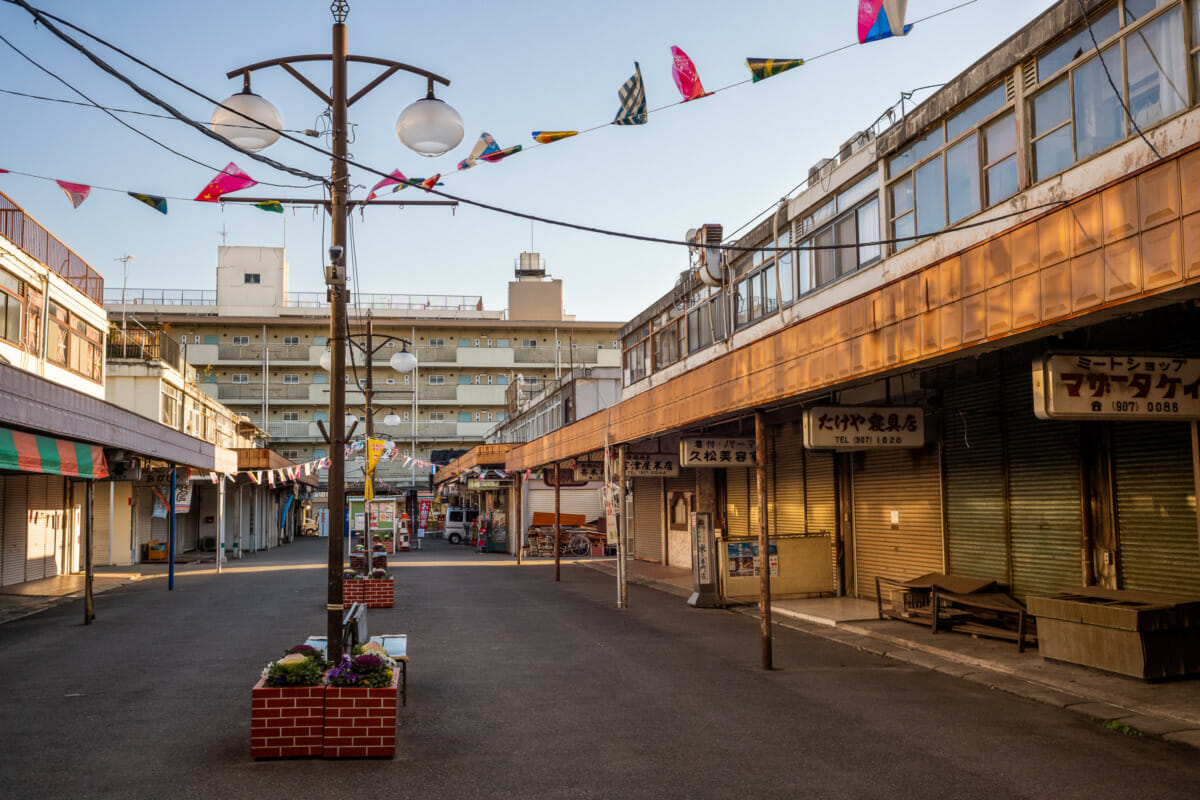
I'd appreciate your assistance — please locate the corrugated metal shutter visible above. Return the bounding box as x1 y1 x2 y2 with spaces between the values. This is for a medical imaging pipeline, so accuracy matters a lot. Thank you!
943 378 1010 584
1005 370 1083 599
725 468 757 538
851 445 944 597
2 476 26 586
1113 422 1200 596
772 422 805 535
632 477 663 562
93 485 111 566
526 487 604 520
25 475 52 580
805 451 836 535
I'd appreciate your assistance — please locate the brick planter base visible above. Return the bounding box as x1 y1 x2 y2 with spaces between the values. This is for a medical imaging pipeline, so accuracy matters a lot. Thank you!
251 679 325 759
323 671 400 758
350 553 388 573
363 578 394 608
372 537 395 554
343 578 364 603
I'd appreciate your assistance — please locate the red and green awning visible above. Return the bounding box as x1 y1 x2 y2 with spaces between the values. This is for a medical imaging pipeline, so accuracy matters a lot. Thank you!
0 427 109 479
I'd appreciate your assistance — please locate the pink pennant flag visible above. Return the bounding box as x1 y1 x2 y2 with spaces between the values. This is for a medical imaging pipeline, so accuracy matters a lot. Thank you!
55 180 91 209
194 162 256 202
670 46 710 102
210 472 220 484
366 168 407 201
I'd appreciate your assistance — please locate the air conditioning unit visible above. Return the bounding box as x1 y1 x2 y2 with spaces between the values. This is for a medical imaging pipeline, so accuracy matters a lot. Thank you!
807 158 836 186
838 130 875 163
690 223 724 287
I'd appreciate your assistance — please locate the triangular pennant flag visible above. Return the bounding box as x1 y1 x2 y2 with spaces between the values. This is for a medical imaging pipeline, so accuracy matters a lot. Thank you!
366 169 407 201
479 145 522 164
419 174 442 192
457 133 500 170
128 191 167 214
745 58 804 83
267 470 276 487
858 0 911 44
56 181 91 209
532 131 578 144
614 62 648 125
225 472 236 483
255 200 283 213
670 46 710 102
194 162 256 202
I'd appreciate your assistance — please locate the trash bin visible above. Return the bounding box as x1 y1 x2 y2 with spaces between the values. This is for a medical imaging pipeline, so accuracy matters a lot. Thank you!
1027 588 1200 680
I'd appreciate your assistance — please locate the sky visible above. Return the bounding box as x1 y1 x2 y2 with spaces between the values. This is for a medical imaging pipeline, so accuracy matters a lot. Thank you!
0 0 1053 322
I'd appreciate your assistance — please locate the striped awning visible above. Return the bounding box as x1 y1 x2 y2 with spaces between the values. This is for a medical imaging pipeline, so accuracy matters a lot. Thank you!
0 427 109 479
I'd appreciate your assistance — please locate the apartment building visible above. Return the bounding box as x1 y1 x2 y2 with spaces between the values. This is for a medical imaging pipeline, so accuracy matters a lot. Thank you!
107 248 623 493
506 0 1200 603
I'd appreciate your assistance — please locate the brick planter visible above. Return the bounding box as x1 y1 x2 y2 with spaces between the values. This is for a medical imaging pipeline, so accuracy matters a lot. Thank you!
350 553 388 573
342 578 364 604
323 671 400 758
362 577 394 608
372 536 395 554
250 679 325 759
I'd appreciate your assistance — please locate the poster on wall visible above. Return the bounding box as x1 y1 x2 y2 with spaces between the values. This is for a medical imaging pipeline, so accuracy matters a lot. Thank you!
726 541 778 578
174 484 192 513
152 488 169 519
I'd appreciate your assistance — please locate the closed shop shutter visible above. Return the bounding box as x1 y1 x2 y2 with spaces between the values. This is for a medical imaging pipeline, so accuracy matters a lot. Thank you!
1005 370 1084 600
943 378 1009 584
525 487 604 520
772 422 805 536
805 451 836 535
1113 422 1200 596
632 477 663 562
93 485 111 566
25 475 53 581
724 467 757 539
2 476 26 586
851 445 944 597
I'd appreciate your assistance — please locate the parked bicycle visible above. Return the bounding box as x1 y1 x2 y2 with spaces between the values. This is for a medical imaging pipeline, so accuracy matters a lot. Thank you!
527 529 592 558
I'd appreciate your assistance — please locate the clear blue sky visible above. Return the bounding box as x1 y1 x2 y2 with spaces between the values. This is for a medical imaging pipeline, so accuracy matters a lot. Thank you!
0 0 1051 321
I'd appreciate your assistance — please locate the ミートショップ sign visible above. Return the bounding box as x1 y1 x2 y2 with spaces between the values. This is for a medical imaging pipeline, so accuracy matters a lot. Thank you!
1033 354 1200 420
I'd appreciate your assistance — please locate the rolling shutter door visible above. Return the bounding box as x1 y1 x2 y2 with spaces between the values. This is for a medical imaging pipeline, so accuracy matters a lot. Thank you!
25 475 52 580
526 487 604 520
1113 422 1200 596
93 486 111 566
1005 370 1083 600
724 468 757 539
851 445 943 597
772 422 805 536
943 378 1009 584
2 476 26 586
805 451 836 535
632 477 663 562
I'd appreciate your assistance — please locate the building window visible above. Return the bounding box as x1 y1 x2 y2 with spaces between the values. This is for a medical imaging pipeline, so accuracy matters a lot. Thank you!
429 411 445 421
622 322 651 384
429 337 445 347
386 378 395 385
686 286 726 354
459 411 472 422
282 336 300 345
429 374 445 385
0 268 24 346
487 411 494 421
232 335 250 345
497 375 509 385
282 411 300 422
458 375 472 385
1030 3 1186 182
244 273 261 284
280 450 299 460
161 385 182 428
596 343 604 349
613 340 619 350
522 339 538 348
496 338 510 347
232 373 250 383
653 314 684 369
313 373 327 384
403 374 410 384
282 374 300 384
403 411 410 422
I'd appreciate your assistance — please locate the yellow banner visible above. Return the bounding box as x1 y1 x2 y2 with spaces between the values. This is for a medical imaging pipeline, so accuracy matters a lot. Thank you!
367 439 385 473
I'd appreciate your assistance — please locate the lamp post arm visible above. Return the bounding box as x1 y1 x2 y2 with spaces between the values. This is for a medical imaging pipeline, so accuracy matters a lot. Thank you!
225 54 450 106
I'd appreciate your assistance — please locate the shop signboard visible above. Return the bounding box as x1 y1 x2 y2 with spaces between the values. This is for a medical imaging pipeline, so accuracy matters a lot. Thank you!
467 479 505 490
418 499 431 534
679 438 756 468
1033 353 1200 420
173 484 192 513
688 511 721 608
803 406 923 449
576 457 678 479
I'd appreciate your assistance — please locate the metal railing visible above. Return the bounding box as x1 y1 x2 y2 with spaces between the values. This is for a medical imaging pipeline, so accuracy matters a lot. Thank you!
414 346 457 363
1 192 104 304
107 327 184 371
217 383 312 400
216 343 310 361
105 288 216 306
287 292 484 311
264 421 319 439
418 385 458 400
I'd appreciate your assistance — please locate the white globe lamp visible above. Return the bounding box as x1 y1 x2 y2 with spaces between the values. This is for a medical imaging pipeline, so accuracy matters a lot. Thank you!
389 350 417 374
396 93 464 156
211 90 283 151
384 413 401 427
319 350 332 371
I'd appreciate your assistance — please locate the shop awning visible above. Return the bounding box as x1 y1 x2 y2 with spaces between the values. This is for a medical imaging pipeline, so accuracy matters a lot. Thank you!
0 427 109 479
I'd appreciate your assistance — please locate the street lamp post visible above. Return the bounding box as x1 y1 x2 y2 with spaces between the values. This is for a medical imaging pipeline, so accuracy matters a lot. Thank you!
216 1 462 662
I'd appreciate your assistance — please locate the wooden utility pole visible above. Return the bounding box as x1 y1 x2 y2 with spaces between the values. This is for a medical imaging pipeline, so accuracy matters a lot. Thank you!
755 410 773 670
514 471 523 565
617 445 628 608
84 481 94 624
554 463 561 581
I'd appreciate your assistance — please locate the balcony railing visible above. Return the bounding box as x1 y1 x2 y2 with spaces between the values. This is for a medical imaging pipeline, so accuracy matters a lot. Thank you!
107 327 184 372
1 192 104 304
418 385 458 400
287 292 483 311
264 421 319 439
216 343 310 361
217 383 312 401
414 346 458 363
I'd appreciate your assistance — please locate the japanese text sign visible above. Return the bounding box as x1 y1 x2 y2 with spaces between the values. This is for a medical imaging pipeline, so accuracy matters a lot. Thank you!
576 456 678 479
803 406 924 449
1033 354 1200 420
679 438 757 468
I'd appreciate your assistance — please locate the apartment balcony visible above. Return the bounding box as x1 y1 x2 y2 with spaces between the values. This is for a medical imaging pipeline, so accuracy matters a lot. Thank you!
419 385 458 400
264 421 322 440
216 343 313 362
216 382 312 401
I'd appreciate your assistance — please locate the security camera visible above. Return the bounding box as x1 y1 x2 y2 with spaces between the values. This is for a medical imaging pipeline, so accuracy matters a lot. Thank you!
328 245 344 264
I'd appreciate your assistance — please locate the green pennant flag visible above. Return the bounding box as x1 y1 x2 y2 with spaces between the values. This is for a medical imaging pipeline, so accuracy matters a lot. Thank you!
254 200 284 213
745 58 804 83
128 191 167 214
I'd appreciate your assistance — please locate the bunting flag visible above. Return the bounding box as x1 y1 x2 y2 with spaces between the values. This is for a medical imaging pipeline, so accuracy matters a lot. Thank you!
670 46 710 102
225 472 236 483
532 131 578 144
496 469 508 478
255 200 283 213
128 191 167 214
858 0 911 44
56 180 90 208
745 57 804 82
365 168 407 201
479 145 522 164
194 162 256 202
249 471 262 485
210 471 220 484
614 62 648 125
457 133 500 170
420 174 441 192
266 470 276 487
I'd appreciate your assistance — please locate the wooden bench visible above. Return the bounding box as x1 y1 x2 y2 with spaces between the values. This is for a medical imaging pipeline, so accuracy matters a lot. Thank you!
932 589 1034 653
876 574 1035 652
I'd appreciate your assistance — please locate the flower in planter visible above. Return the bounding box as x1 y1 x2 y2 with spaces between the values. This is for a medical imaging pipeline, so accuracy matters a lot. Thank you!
262 645 328 687
352 543 366 553
368 567 391 580
343 568 362 580
326 651 396 688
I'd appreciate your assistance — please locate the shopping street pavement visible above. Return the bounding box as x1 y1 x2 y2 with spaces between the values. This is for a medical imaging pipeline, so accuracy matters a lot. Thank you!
2 536 1200 799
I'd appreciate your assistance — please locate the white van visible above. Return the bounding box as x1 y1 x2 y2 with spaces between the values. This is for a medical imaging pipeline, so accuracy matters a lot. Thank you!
444 506 478 545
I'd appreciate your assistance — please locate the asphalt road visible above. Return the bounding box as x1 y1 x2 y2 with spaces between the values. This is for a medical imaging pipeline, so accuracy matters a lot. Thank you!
1 536 1198 799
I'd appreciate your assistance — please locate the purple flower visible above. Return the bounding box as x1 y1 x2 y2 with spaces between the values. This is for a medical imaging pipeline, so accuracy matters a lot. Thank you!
352 654 383 672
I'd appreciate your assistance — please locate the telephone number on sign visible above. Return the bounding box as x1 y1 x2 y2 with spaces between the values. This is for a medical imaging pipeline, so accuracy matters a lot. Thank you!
853 435 908 445
1110 400 1180 413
